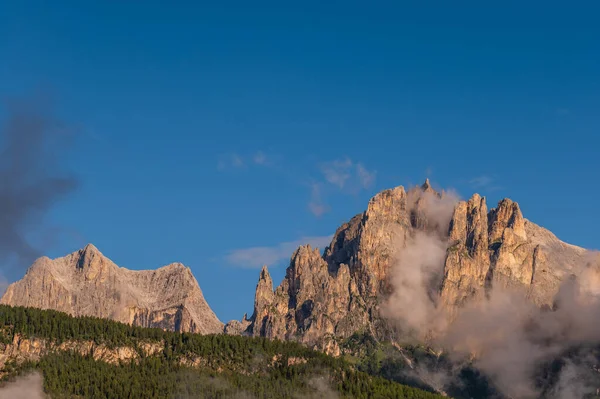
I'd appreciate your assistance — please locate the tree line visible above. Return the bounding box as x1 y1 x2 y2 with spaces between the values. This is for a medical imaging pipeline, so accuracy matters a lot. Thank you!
0 305 446 398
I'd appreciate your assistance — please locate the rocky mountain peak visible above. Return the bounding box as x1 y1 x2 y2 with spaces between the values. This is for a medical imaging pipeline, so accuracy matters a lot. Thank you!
158 262 189 273
1 244 223 335
235 183 590 354
255 266 274 310
488 198 527 241
420 178 437 196
259 265 270 279
75 243 108 271
366 186 407 222
248 265 276 336
82 243 101 255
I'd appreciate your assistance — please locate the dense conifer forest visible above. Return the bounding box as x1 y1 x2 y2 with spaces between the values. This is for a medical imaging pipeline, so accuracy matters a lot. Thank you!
0 305 446 398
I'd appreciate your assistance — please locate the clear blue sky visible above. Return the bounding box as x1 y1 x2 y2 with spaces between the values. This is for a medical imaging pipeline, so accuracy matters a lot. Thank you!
1 2 598 322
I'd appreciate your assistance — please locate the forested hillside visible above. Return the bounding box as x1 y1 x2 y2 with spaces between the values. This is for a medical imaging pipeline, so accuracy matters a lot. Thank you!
0 305 446 399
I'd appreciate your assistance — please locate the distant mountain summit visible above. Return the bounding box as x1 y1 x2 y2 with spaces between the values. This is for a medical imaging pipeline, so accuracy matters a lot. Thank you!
0 244 223 334
227 181 590 355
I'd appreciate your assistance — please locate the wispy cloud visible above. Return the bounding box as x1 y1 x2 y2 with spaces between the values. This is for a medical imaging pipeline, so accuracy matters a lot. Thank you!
321 158 353 188
217 153 374 218
217 153 245 170
469 175 493 188
319 158 376 190
357 163 376 189
217 151 274 170
224 235 333 268
253 151 268 165
468 175 502 192
308 183 329 217
307 158 376 216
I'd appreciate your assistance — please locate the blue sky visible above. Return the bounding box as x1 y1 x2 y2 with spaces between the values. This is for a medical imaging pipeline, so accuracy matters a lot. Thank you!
1 2 598 322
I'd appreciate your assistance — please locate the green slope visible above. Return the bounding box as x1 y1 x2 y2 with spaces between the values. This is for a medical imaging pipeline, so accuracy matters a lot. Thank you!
0 305 447 399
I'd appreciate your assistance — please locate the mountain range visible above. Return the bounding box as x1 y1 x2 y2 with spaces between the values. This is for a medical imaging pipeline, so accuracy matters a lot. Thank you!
2 180 591 345
2 180 597 397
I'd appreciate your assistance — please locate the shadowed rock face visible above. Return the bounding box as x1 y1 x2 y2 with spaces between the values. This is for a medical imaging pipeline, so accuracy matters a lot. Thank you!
0 244 223 334
235 181 589 354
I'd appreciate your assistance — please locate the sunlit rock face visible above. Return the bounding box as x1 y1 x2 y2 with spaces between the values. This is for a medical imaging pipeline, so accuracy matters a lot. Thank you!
236 181 589 353
1 244 223 335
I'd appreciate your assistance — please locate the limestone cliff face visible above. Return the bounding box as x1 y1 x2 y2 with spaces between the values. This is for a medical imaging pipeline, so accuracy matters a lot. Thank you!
0 333 163 371
238 181 590 352
247 247 365 352
441 196 588 313
237 181 450 351
440 194 491 313
0 244 223 334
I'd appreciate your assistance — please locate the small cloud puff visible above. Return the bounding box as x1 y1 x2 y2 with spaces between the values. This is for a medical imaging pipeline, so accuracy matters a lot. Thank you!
217 151 273 170
469 175 493 188
308 158 376 216
224 235 333 268
319 158 376 190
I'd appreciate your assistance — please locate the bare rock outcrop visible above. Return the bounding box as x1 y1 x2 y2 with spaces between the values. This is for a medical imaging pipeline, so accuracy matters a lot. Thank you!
0 333 165 379
236 183 450 348
233 181 591 353
0 245 223 334
440 193 490 314
442 195 588 313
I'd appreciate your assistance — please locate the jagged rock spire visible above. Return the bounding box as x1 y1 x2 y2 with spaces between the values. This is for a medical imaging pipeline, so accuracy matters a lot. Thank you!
422 178 432 191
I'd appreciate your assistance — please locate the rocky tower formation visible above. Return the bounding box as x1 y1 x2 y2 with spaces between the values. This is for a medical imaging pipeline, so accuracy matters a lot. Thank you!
0 244 223 334
441 196 588 312
234 181 589 354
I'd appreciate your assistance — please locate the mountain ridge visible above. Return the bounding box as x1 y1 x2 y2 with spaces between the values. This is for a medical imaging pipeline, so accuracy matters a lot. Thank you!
1 181 592 347
231 181 590 355
0 244 223 334
3 181 598 397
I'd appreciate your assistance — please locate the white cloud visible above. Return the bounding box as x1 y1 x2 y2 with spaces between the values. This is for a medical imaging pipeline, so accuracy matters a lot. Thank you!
469 175 493 188
356 163 376 189
253 151 268 165
321 158 353 188
319 158 376 190
306 158 376 217
218 151 274 170
224 235 333 268
0 372 45 399
308 183 329 217
217 153 245 170
309 202 328 217
218 154 374 218
468 175 503 192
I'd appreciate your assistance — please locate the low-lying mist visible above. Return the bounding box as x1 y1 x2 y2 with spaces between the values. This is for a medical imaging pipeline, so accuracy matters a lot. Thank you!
382 186 600 398
0 372 46 399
